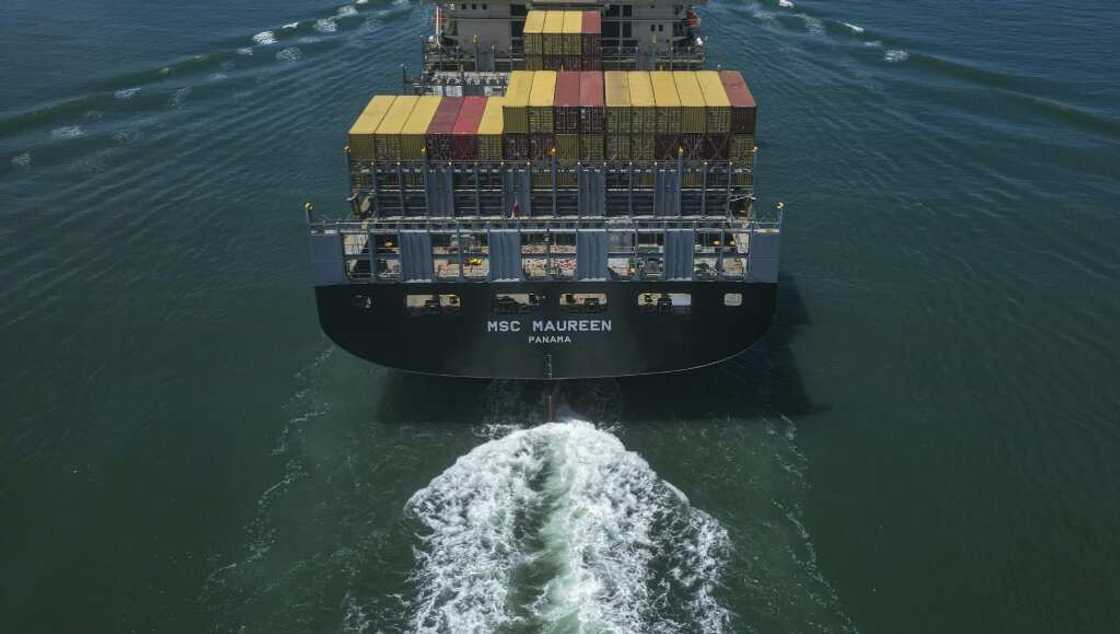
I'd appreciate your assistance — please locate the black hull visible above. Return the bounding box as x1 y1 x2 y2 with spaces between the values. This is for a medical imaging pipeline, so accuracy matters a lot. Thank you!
315 281 776 379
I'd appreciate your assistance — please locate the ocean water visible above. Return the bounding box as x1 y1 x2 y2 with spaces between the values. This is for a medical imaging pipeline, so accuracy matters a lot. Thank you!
2 0 1119 631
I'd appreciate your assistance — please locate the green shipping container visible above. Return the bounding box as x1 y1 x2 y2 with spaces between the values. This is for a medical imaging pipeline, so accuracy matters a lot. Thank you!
555 133 579 160
606 135 631 160
580 134 605 161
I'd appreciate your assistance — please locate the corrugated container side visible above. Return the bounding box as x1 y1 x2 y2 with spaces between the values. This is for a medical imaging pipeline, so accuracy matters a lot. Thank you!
348 95 396 161
580 134 605 161
673 71 706 134
631 134 654 160
400 95 442 159
696 71 731 134
523 11 546 56
477 97 505 161
503 133 530 160
451 96 487 160
654 134 682 160
524 55 543 71
628 71 656 135
554 71 581 134
728 134 756 165
544 56 563 71
555 133 579 160
702 134 728 160
562 55 581 71
583 58 601 71
374 95 420 160
530 134 554 160
529 71 557 133
579 71 605 134
720 70 757 134
650 71 682 134
502 71 534 134
543 11 564 55
425 97 463 160
606 135 630 160
604 71 631 134
581 11 601 58
562 11 582 56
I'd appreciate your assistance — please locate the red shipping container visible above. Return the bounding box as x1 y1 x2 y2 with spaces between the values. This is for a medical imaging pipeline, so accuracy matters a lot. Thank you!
719 70 757 135
554 71 581 134
579 71 604 134
451 96 487 160
425 97 463 160
581 11 601 58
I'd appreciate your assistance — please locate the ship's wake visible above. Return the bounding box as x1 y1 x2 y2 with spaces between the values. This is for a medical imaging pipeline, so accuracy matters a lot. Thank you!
405 420 733 633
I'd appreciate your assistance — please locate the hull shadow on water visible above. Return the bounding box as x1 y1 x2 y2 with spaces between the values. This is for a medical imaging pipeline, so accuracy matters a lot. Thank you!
370 273 818 425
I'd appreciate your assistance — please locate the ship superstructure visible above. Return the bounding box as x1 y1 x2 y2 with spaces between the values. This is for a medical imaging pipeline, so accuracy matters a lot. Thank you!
307 0 781 379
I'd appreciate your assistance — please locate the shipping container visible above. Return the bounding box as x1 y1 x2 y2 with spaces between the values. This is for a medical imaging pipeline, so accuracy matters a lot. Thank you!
523 11 546 56
631 134 654 160
583 58 601 71
530 133 554 159
702 133 728 160
503 133 530 160
477 97 505 160
679 133 705 159
673 71 706 134
543 11 565 55
581 11 602 58
348 95 396 161
555 133 580 160
696 71 731 134
544 56 563 71
579 71 605 134
650 71 682 134
373 95 420 160
628 71 656 135
606 135 630 160
426 97 463 160
554 71 581 134
562 55 581 71
451 96 487 160
580 134 605 161
604 71 631 134
719 70 757 134
400 95 443 159
503 71 534 134
654 134 682 160
524 55 543 71
529 70 557 133
562 11 582 56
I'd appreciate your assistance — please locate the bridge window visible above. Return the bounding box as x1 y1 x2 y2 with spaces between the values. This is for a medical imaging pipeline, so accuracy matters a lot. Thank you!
522 232 550 279
608 231 635 279
494 293 545 314
406 294 461 316
373 233 400 281
433 232 460 280
636 231 663 279
462 232 489 279
551 232 576 279
722 232 748 279
724 293 743 307
638 292 691 314
694 230 721 280
560 292 608 314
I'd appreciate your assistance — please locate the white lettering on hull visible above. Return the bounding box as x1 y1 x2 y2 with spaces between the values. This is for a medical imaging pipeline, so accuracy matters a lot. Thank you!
487 319 612 344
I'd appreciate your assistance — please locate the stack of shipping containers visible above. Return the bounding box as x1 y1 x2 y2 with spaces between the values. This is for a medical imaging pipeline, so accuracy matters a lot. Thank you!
579 71 605 160
476 97 504 161
425 96 463 160
522 11 545 70
604 72 630 160
561 11 582 70
629 71 655 160
450 96 486 160
553 71 581 160
581 11 602 71
529 71 557 159
373 95 419 161
721 70 757 173
542 12 564 70
502 71 533 159
697 71 730 161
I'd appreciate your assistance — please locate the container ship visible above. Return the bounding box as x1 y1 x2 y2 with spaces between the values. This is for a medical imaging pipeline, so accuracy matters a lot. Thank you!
307 0 782 379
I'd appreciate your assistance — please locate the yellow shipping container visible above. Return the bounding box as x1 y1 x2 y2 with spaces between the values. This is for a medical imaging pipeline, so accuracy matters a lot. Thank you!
627 71 656 135
529 70 557 133
562 11 582 56
523 11 546 56
348 95 396 161
503 71 535 133
604 71 631 135
696 70 731 133
673 71 706 133
399 95 442 159
543 11 565 55
374 95 419 160
478 97 504 160
650 71 681 134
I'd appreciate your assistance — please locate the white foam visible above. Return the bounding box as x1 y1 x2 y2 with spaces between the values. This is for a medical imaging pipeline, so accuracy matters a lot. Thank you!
884 48 910 63
11 152 31 168
237 47 254 56
356 0 370 4
842 22 865 34
778 0 795 8
114 87 142 100
276 47 304 62
253 30 277 45
406 420 732 632
208 72 228 81
50 126 85 139
315 18 338 33
801 15 824 35
282 22 300 30
338 5 359 17
864 40 883 48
